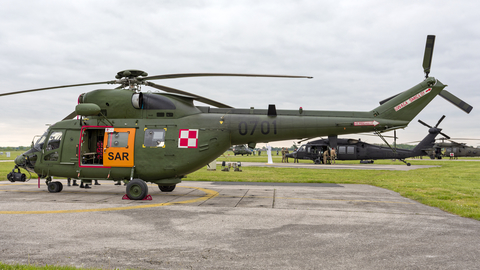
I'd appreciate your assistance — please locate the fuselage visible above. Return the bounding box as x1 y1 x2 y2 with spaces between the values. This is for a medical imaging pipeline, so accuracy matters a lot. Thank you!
14 77 446 184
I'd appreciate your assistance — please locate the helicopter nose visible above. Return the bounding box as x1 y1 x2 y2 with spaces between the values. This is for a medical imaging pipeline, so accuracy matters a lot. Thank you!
14 154 26 167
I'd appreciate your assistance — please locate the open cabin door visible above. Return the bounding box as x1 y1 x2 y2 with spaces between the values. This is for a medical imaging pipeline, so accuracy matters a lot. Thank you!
79 126 107 166
103 128 136 167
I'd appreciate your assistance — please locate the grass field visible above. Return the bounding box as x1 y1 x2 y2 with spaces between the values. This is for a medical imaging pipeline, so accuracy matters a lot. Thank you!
1 151 479 220
0 262 100 270
0 150 23 160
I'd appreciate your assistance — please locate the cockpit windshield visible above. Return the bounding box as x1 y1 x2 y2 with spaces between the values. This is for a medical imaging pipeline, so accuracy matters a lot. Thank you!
33 132 47 151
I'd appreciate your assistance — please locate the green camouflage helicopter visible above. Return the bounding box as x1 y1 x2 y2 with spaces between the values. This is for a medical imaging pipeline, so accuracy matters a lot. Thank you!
426 138 480 159
233 145 253 156
2 35 472 200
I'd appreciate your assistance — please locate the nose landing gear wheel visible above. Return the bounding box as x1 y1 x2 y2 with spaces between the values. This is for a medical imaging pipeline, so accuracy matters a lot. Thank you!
47 181 63 193
158 184 176 192
126 179 148 200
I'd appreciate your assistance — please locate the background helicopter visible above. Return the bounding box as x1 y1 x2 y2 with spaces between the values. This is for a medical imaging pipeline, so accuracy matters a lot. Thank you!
232 145 253 156
404 119 480 159
288 116 448 166
425 138 480 159
2 35 473 200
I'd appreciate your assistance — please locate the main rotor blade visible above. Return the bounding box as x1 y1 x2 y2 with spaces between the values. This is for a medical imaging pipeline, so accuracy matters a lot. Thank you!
143 73 313 81
404 140 422 144
439 90 473 114
357 133 397 138
422 35 435 78
447 139 464 145
62 111 78 120
297 137 317 144
145 81 233 108
446 138 480 141
0 81 117 97
435 115 446 128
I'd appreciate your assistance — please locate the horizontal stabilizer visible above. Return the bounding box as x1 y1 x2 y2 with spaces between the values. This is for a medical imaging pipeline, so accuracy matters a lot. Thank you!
439 90 473 114
379 93 402 105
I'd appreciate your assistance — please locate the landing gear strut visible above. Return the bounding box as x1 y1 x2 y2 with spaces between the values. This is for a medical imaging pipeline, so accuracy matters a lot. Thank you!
400 159 411 166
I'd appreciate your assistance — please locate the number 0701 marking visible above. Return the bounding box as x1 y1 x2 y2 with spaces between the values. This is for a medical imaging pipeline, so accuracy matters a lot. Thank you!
238 120 277 136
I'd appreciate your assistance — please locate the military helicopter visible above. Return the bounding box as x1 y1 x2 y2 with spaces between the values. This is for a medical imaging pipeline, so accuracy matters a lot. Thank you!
426 138 480 159
2 35 473 200
405 119 480 159
232 145 253 156
288 115 448 166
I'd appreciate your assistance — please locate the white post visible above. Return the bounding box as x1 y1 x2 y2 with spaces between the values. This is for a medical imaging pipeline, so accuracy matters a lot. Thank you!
267 144 273 164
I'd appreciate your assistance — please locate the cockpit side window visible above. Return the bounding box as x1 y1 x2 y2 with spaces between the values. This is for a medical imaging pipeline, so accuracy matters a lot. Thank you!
46 131 63 151
34 133 47 151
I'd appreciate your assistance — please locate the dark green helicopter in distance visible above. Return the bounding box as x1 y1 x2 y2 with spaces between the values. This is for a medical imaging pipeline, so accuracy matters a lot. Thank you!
426 138 480 159
233 145 253 156
2 35 473 200
288 115 449 166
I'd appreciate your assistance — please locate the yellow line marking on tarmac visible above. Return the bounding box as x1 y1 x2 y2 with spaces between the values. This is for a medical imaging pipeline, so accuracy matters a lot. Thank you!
0 186 218 215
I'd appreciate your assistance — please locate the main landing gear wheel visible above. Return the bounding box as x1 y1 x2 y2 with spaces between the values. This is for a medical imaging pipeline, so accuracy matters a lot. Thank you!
126 179 148 200
47 181 63 193
158 184 176 192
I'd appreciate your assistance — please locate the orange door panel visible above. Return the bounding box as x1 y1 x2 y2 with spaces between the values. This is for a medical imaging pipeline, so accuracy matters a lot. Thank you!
103 128 136 167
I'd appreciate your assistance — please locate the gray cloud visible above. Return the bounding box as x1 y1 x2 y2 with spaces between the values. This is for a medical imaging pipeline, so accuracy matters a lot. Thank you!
1 0 479 147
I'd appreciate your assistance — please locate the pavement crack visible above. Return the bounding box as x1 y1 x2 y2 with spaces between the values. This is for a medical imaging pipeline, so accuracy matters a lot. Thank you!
234 189 249 207
272 189 276 208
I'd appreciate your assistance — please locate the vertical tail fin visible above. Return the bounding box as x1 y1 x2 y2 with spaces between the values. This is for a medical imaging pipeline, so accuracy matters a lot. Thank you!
411 130 439 156
372 77 446 123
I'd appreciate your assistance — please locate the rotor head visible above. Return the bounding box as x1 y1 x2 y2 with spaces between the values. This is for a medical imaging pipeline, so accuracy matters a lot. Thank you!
418 115 450 139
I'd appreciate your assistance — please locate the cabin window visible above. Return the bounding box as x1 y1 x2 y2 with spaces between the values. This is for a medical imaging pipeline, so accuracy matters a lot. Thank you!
106 132 129 148
338 146 346 154
144 129 166 147
347 146 355 154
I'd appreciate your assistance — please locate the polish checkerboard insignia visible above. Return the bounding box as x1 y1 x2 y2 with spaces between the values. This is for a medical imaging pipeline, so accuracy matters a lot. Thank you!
178 129 198 148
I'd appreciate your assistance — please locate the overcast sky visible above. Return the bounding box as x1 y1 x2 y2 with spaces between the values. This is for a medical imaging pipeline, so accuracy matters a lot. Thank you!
1 0 480 148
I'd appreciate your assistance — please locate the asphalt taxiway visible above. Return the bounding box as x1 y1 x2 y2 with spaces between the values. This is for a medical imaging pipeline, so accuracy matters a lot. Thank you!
0 180 478 269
